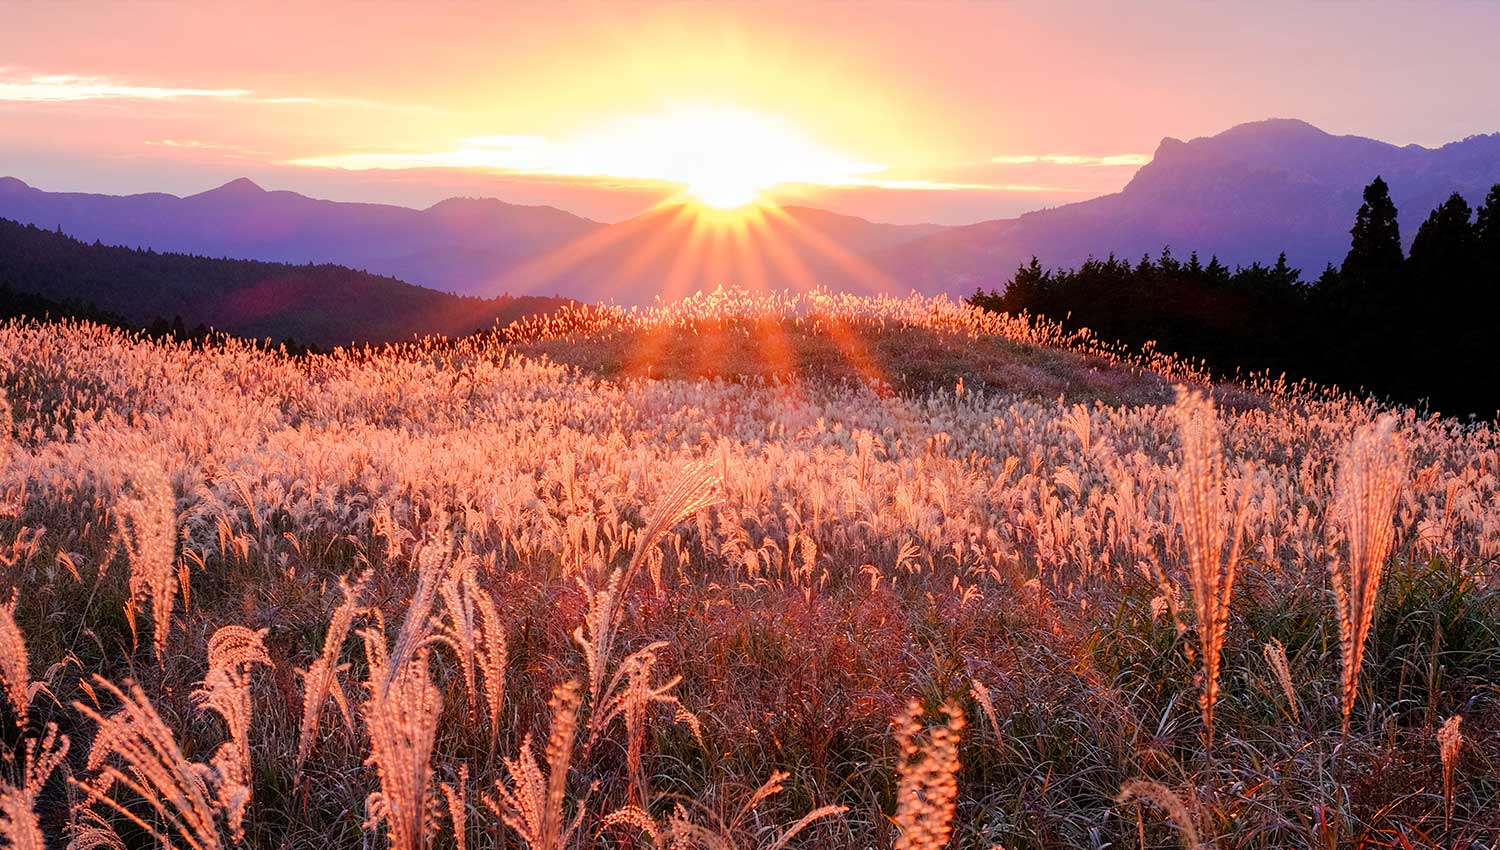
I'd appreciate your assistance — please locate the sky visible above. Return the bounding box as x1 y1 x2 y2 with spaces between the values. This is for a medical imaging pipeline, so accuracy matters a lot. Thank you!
3 0 1500 224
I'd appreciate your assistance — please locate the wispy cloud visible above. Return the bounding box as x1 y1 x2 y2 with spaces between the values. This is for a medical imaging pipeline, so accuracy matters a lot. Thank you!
0 70 389 109
0 72 250 102
290 135 549 171
991 153 1151 167
855 178 1081 193
144 138 268 158
290 131 1082 195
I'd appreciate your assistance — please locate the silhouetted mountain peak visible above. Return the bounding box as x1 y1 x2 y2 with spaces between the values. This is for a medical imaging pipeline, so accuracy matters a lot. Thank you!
0 177 33 195
1144 119 1338 169
1216 117 1327 140
1150 135 1188 160
423 195 592 223
879 118 1500 294
195 177 267 199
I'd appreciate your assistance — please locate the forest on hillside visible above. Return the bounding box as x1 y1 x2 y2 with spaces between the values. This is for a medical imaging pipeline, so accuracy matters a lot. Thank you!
972 178 1500 417
0 218 567 346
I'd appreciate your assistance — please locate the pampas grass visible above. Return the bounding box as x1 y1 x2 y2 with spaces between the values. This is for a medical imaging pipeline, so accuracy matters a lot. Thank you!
657 770 846 850
295 574 364 770
1262 639 1298 723
1 290 1495 846
360 644 442 850
892 699 965 850
116 467 179 661
0 594 30 730
1328 414 1407 734
0 723 68 850
1171 389 1252 745
1438 714 1463 831
1116 779 1202 850
192 626 270 842
73 676 232 850
487 680 587 850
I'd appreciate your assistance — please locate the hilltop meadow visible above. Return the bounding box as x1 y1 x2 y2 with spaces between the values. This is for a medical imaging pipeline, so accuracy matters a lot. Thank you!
0 289 1497 849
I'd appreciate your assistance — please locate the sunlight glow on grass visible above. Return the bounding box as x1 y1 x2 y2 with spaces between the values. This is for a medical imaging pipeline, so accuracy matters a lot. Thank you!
5 288 1493 844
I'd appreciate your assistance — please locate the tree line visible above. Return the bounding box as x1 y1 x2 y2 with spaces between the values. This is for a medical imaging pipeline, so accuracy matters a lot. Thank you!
970 177 1500 417
0 283 326 355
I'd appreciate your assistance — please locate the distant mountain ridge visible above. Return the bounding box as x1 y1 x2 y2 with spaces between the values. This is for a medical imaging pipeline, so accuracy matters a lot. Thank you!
877 119 1500 292
0 176 942 301
0 176 600 297
4 118 1500 299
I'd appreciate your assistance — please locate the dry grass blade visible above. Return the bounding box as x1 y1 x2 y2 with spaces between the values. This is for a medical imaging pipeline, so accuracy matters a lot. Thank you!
764 804 849 850
439 764 469 850
116 468 180 662
193 625 270 842
64 805 127 850
1438 714 1463 831
0 594 31 730
892 699 965 850
576 461 722 724
0 722 69 850
384 538 447 694
601 804 661 845
486 679 587 850
435 556 507 746
574 569 623 721
1261 639 1298 723
622 459 724 591
969 678 1002 741
437 558 482 717
588 640 699 806
1116 778 1203 850
0 780 46 850
1171 389 1251 745
72 676 227 850
1328 414 1407 734
361 640 442 850
658 769 845 850
473 586 508 749
295 574 365 770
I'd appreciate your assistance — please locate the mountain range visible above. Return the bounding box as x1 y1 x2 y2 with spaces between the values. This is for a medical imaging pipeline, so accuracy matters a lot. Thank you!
878 119 1500 291
3 118 1500 308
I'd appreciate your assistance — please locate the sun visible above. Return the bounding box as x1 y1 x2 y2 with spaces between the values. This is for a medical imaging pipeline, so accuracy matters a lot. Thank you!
582 104 883 211
291 103 887 211
685 175 766 210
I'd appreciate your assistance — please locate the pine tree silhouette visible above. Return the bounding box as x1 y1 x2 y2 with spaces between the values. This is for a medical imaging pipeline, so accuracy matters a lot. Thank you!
1343 176 1403 282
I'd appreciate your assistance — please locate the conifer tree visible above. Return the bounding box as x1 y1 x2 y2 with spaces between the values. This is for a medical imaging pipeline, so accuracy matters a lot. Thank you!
1343 176 1403 282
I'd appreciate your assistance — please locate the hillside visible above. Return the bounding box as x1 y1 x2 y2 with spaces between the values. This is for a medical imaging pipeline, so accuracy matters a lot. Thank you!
0 177 942 299
488 202 944 304
0 176 599 297
500 288 1208 404
0 217 566 345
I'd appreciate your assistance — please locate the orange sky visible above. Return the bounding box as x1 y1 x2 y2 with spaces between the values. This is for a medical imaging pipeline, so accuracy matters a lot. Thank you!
4 1 1500 223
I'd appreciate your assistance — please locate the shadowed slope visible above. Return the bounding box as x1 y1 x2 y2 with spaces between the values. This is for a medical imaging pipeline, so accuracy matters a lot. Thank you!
0 218 566 345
